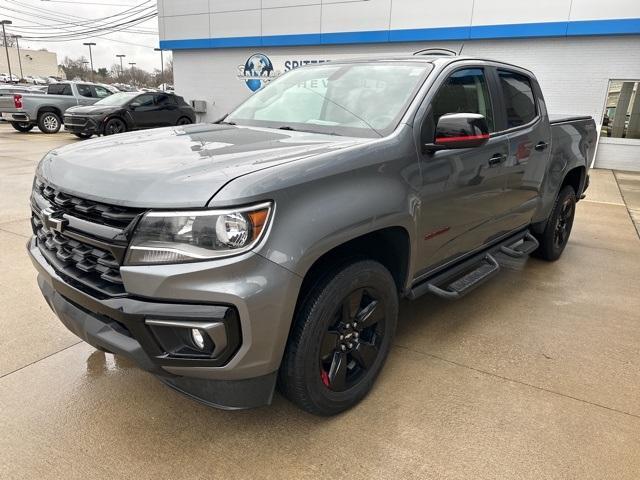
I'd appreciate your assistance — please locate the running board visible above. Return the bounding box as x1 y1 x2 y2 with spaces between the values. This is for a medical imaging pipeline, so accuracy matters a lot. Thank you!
499 232 539 258
408 229 537 301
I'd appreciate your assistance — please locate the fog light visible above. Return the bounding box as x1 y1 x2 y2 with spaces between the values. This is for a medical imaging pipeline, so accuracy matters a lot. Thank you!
191 328 206 350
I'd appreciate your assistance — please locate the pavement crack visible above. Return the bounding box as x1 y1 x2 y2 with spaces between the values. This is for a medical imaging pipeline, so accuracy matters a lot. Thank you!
394 343 640 420
0 227 30 239
0 341 82 380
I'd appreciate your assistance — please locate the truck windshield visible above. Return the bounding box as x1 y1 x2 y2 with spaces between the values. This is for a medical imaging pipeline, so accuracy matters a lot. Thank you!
227 62 433 138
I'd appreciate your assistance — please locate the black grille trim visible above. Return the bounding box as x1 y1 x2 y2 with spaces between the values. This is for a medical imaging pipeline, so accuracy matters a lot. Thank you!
31 181 146 298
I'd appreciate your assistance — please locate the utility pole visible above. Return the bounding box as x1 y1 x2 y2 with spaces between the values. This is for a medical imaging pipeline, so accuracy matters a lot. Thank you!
1 20 13 83
116 54 126 80
83 42 96 80
154 48 164 90
128 62 136 84
13 34 23 80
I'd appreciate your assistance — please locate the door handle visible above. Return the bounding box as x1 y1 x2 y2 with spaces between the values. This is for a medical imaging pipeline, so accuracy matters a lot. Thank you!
488 153 506 166
535 141 549 151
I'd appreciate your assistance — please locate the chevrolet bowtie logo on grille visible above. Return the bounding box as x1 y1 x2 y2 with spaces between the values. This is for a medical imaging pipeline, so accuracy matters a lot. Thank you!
41 207 68 233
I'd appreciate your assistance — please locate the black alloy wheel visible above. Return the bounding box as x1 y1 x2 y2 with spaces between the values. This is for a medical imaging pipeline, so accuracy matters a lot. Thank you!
176 117 192 126
279 260 398 416
533 185 576 261
319 288 386 391
104 118 127 135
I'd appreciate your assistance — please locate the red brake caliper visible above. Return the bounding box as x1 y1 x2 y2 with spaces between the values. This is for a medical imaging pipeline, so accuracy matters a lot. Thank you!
320 369 330 387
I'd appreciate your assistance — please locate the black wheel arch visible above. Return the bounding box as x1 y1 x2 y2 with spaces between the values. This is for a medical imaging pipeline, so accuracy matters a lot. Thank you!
37 106 63 122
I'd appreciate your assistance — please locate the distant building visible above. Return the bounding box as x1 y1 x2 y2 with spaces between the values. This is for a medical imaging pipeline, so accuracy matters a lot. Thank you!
0 46 59 79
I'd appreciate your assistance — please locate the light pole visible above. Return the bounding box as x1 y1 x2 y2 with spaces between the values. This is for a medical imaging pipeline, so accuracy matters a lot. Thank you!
12 34 23 80
82 60 89 80
128 62 136 85
116 54 126 80
154 47 164 90
83 42 96 80
1 20 13 83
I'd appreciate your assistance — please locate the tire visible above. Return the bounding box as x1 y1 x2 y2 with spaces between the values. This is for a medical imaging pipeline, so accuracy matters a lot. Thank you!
37 111 61 134
74 132 93 139
176 117 192 126
103 117 127 136
279 260 399 416
10 122 34 133
533 185 577 261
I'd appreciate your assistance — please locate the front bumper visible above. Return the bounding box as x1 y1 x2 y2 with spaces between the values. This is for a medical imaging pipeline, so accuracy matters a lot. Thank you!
28 237 302 409
63 115 100 135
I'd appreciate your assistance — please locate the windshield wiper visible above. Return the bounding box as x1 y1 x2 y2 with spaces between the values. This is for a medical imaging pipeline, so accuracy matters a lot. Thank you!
278 126 296 131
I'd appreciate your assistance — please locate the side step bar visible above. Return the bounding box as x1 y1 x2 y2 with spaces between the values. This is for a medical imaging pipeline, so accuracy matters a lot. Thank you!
408 229 538 301
499 232 539 258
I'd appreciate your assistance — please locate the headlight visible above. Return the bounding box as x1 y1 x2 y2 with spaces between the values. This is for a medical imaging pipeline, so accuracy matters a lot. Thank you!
125 202 272 265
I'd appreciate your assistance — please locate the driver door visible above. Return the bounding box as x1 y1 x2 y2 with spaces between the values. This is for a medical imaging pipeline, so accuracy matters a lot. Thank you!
415 66 512 272
129 93 156 128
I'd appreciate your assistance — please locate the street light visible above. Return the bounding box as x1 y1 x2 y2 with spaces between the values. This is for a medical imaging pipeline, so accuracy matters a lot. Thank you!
128 62 136 85
12 34 23 80
1 20 13 83
116 54 126 79
83 42 96 79
154 48 164 91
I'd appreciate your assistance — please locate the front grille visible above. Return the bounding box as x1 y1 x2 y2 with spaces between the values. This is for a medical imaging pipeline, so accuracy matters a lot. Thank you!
32 180 145 298
36 180 142 229
63 116 88 128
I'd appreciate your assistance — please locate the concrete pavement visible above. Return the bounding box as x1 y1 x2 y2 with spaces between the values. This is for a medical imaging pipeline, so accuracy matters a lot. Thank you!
1 124 640 479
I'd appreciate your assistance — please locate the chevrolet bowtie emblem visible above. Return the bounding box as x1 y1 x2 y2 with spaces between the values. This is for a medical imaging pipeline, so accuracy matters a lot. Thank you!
41 207 68 233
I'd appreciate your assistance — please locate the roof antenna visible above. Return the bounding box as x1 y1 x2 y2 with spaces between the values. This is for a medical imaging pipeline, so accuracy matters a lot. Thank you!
458 42 465 56
413 48 457 57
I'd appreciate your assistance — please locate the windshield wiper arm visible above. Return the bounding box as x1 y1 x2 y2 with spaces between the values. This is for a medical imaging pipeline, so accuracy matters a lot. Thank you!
278 126 296 131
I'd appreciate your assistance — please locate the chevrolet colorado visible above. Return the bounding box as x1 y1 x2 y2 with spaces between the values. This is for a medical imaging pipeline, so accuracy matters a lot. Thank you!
28 56 597 415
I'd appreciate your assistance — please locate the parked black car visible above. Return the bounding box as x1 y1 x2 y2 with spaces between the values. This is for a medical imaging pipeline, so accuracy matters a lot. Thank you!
63 91 196 139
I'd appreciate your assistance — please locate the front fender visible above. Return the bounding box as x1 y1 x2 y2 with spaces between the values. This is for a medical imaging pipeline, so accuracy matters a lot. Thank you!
211 128 422 281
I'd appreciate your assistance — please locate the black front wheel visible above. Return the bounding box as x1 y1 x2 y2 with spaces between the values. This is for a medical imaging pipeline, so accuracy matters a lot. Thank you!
104 118 127 136
533 185 577 261
279 260 398 416
10 122 34 133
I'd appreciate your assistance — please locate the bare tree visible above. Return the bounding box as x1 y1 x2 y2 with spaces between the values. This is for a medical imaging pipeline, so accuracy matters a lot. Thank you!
0 36 17 48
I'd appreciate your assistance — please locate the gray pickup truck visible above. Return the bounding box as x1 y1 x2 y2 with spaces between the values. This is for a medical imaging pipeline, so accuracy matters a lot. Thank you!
0 81 113 134
28 56 596 415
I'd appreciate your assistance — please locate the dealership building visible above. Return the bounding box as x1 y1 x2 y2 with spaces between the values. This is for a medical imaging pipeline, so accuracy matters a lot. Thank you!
158 0 640 171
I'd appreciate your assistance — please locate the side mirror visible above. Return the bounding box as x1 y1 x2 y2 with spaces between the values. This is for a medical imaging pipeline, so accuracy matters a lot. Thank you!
130 102 141 109
424 113 490 152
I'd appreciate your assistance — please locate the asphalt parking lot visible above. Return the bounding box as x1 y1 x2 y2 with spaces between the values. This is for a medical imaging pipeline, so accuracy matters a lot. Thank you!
1 124 640 479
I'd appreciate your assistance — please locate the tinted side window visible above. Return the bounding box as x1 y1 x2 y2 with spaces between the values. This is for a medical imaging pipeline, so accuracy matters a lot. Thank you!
432 68 494 132
498 70 536 128
155 94 175 106
135 94 154 107
48 84 72 95
77 84 93 98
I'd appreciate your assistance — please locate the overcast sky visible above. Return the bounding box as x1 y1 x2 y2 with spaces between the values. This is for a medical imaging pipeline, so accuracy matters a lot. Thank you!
0 0 166 72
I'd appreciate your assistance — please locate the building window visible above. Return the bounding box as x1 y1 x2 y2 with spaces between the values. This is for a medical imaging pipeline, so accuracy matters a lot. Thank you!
602 80 640 140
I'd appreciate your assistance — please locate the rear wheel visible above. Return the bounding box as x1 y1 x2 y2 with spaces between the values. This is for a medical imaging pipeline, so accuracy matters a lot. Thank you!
104 117 127 136
279 260 398 416
37 112 61 134
533 185 577 261
10 122 34 133
176 117 192 126
74 132 93 139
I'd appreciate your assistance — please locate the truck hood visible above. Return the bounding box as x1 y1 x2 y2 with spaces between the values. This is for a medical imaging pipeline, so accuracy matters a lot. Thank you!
37 123 369 208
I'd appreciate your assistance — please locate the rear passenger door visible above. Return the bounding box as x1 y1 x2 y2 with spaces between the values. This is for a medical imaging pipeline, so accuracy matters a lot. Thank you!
415 66 512 270
495 69 552 230
76 84 95 106
154 93 180 126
